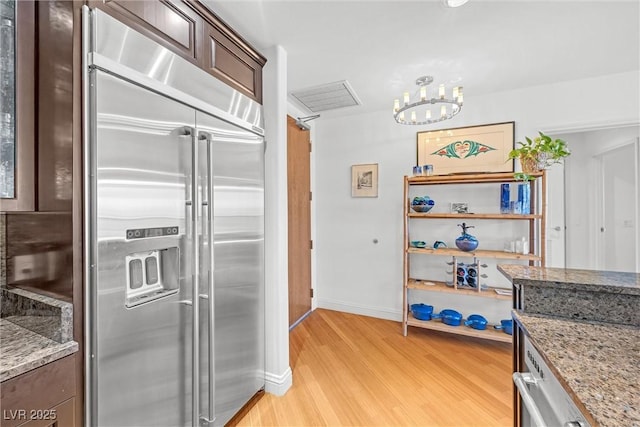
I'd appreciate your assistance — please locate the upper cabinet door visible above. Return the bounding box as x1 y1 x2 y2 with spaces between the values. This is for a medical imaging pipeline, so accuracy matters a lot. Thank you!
203 23 263 104
0 0 35 212
89 0 203 64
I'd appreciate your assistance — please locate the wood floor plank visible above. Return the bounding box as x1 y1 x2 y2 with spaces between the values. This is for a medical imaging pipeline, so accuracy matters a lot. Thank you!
237 309 513 426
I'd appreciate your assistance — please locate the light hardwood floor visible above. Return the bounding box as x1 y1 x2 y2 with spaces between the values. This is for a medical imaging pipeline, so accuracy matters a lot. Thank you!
238 309 513 426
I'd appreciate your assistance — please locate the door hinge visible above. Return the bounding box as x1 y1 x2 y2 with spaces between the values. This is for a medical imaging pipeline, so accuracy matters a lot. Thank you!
309 191 313 201
310 288 314 298
309 142 312 152
310 240 313 250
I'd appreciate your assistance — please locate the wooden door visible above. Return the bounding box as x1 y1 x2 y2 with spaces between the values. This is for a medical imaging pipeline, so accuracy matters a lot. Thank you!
287 116 312 327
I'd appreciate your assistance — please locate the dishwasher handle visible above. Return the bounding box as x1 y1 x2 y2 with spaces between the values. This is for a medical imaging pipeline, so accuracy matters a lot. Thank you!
513 372 546 427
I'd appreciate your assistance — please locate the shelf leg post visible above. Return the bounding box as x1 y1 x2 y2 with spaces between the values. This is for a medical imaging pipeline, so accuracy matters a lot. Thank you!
452 256 458 290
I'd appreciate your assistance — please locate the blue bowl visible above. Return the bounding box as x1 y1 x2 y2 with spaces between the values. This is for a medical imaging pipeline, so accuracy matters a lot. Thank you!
494 319 513 335
411 197 435 213
464 314 488 330
410 240 427 248
410 303 434 321
455 239 479 252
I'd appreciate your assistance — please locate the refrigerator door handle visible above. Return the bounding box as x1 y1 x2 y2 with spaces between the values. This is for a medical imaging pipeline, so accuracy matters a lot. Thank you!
199 130 216 426
190 128 201 427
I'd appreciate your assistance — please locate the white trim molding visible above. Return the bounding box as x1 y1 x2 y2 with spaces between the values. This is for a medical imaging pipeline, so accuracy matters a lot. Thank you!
265 367 293 396
317 298 402 322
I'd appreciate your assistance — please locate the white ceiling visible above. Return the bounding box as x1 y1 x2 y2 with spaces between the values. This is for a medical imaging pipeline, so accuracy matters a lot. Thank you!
203 0 640 117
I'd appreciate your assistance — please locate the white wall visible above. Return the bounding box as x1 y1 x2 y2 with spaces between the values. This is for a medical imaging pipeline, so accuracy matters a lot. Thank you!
560 126 640 270
262 45 292 395
314 71 640 321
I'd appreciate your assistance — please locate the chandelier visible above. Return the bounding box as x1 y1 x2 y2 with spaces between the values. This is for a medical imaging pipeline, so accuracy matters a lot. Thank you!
393 76 463 125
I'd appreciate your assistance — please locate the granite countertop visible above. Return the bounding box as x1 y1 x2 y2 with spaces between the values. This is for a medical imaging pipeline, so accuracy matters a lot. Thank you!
498 265 640 295
514 312 640 427
1 287 78 382
0 318 78 382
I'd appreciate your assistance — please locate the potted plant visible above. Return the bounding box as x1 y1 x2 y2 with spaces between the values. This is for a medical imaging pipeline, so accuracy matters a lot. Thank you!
508 131 570 180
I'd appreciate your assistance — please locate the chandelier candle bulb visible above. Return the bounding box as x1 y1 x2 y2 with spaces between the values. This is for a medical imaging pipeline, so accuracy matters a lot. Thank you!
399 111 405 121
420 86 427 101
439 84 445 99
452 86 459 99
411 111 417 123
403 92 410 105
393 99 400 113
441 105 446 118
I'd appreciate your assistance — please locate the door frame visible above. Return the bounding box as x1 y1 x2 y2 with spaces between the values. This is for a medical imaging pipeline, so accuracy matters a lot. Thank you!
286 115 314 328
593 138 640 271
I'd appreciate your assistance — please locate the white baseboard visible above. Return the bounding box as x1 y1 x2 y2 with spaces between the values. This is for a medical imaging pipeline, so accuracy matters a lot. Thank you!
317 298 402 322
265 366 292 396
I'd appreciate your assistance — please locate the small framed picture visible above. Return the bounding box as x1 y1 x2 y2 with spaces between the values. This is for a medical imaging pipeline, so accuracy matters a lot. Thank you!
351 163 378 197
450 202 469 214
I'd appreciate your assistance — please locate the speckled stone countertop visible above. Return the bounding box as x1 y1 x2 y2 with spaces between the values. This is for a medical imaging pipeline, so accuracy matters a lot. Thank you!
1 286 78 382
0 318 78 382
498 265 640 294
499 265 640 326
1 287 73 342
514 312 639 427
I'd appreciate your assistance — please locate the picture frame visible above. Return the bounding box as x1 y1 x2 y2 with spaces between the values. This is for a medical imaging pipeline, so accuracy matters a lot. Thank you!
351 163 378 197
417 121 514 175
450 202 469 214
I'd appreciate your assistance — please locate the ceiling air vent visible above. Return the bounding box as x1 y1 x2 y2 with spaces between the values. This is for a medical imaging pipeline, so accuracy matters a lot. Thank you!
290 80 362 113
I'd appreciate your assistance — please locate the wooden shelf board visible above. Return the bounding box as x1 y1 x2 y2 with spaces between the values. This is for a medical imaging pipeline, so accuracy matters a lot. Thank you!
408 212 541 220
407 279 512 301
406 247 541 261
406 314 512 343
406 172 543 185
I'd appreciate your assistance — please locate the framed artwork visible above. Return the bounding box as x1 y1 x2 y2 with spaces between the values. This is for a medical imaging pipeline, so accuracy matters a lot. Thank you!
417 121 514 175
351 163 378 197
450 202 469 214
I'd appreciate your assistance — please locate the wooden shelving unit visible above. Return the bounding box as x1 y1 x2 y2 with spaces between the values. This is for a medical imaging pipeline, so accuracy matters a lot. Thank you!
406 247 541 261
402 171 546 341
407 279 512 301
408 212 542 220
407 314 512 343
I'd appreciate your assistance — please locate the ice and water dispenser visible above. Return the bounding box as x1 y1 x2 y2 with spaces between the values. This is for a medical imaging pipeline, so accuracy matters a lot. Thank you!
124 227 180 308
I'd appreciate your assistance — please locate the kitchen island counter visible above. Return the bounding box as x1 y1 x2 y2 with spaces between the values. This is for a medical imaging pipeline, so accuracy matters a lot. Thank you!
514 312 639 427
0 318 78 382
499 265 640 326
498 264 640 293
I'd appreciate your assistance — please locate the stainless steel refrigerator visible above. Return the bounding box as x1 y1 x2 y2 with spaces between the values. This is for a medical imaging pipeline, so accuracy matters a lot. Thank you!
83 8 265 427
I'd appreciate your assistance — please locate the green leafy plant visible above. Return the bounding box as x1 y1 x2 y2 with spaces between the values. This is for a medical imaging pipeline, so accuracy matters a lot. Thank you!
508 132 570 181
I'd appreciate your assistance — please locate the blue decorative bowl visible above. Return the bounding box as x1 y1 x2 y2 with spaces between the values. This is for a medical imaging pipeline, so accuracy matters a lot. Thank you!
455 236 479 252
410 240 427 248
411 196 435 213
410 303 434 321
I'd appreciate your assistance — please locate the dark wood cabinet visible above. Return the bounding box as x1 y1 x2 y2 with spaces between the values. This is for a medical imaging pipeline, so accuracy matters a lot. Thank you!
0 355 77 427
37 0 74 212
0 0 35 212
203 22 263 103
0 0 75 213
89 0 266 103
